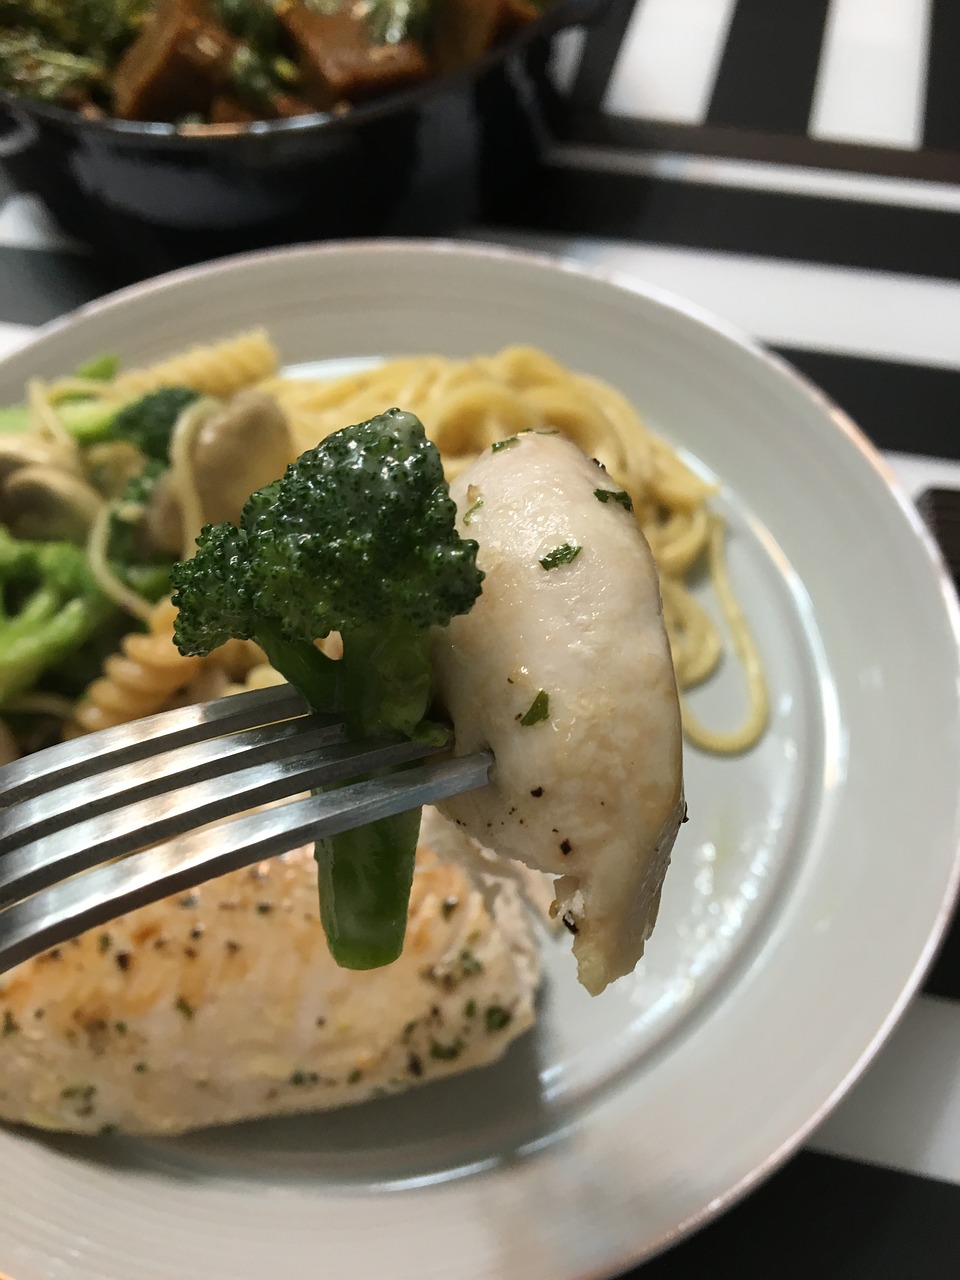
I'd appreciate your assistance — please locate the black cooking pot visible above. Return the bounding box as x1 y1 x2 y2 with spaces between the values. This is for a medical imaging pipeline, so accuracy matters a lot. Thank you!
0 0 606 275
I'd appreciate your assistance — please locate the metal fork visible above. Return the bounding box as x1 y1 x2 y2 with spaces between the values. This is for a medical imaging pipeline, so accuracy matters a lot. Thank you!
0 683 492 974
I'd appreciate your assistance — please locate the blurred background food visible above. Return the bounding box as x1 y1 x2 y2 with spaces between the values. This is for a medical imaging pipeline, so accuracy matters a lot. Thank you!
0 0 608 272
0 0 545 125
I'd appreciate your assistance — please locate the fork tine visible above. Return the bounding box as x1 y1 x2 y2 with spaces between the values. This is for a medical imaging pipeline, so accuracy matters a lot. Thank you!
0 751 493 974
0 684 309 808
0 714 346 854
0 735 448 901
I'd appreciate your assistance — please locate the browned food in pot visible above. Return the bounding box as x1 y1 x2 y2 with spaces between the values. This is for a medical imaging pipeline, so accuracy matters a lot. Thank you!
113 0 238 121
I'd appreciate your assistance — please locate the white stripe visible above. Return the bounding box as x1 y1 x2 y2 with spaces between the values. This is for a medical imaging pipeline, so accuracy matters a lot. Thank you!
0 195 84 254
810 995 960 1186
0 322 36 359
547 144 960 212
603 0 737 124
810 0 933 149
885 451 960 500
481 230 960 370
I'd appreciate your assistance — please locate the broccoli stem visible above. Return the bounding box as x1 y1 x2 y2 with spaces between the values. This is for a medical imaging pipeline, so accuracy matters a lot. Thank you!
314 806 421 970
339 620 433 739
253 618 343 716
0 586 113 705
0 398 121 442
254 617 427 969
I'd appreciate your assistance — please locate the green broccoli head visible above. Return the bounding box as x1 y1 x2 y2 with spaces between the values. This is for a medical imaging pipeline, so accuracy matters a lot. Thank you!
173 407 483 663
240 407 482 640
170 409 484 972
110 386 201 461
0 2 149 54
169 520 257 653
0 526 114 707
0 28 105 104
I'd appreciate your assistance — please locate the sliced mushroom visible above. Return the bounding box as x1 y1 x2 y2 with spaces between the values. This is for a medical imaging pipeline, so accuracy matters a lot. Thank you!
192 390 295 526
2 465 105 544
142 470 186 557
0 436 82 486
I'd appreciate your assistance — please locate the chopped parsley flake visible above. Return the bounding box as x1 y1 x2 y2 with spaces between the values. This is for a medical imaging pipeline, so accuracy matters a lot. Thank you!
594 488 633 512
429 1037 464 1061
459 949 483 976
539 542 582 570
491 436 519 452
174 995 194 1020
484 1005 513 1033
61 1084 96 1103
1 1010 18 1037
519 690 550 726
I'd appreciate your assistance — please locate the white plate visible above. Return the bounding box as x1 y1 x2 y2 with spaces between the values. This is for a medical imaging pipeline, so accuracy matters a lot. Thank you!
0 241 958 1280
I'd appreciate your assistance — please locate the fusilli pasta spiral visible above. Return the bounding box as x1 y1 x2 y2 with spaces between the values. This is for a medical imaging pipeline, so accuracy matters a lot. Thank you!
110 329 279 401
68 600 203 736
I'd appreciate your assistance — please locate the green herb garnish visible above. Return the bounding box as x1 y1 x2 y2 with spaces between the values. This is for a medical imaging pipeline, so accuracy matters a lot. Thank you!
520 690 550 726
594 488 633 512
539 542 582 570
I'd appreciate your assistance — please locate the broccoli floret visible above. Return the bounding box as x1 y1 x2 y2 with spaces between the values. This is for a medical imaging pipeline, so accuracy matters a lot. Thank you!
0 28 106 105
0 385 200 454
104 459 176 603
0 2 149 54
0 526 115 707
110 387 201 461
171 408 484 969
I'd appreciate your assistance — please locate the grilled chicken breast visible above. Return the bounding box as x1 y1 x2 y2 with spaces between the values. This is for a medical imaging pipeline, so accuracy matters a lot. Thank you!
0 824 539 1136
432 431 684 996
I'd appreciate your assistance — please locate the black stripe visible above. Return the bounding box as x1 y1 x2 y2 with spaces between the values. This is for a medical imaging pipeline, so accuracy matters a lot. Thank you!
923 902 960 1002
706 0 831 135
774 350 960 461
0 246 117 326
560 112 960 184
924 0 960 152
622 1150 960 1279
505 165 960 279
569 0 638 110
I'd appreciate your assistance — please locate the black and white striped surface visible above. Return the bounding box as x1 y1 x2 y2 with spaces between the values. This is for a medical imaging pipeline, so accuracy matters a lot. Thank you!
1 2 960 1275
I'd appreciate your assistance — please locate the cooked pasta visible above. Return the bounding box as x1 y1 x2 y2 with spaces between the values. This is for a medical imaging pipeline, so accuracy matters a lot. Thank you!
110 329 279 401
262 345 768 754
67 599 204 736
15 335 764 756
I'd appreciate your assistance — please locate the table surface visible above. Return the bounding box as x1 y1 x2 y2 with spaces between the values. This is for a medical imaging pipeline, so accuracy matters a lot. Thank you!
1 2 960 1277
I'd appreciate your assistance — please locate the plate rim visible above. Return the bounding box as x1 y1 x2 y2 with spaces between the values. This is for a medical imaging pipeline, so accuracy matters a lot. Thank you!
1 238 959 1276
